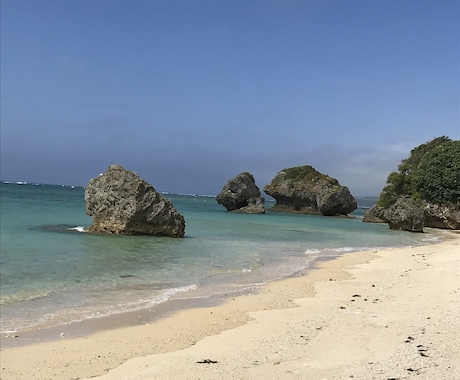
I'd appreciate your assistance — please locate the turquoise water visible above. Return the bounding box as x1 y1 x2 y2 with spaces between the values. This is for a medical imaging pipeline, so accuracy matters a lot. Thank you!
0 182 433 333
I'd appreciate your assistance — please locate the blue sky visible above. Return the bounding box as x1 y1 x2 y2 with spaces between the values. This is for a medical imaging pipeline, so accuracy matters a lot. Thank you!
1 0 459 196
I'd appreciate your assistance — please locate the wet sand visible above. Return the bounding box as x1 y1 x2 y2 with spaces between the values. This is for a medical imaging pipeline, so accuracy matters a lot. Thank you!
1 230 459 380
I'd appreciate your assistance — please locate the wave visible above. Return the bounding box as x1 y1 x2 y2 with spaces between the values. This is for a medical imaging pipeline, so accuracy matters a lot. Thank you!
68 226 86 233
421 235 441 242
331 246 357 252
304 246 357 255
305 248 321 254
305 246 374 256
147 284 197 305
0 283 199 333
0 289 52 305
206 268 249 276
34 224 87 234
162 191 217 198
75 284 199 324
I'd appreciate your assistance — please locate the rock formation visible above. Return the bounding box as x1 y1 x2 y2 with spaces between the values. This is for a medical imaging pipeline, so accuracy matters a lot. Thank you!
362 204 385 223
263 165 357 216
363 137 460 231
423 203 460 230
364 200 460 231
237 196 265 214
85 165 185 237
216 172 265 213
381 197 424 232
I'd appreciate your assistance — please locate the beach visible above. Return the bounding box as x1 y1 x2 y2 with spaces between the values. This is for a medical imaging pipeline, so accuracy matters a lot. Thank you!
1 230 459 380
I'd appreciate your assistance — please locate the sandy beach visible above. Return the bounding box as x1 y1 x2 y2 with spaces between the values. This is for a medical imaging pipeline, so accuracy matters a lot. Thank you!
1 230 459 380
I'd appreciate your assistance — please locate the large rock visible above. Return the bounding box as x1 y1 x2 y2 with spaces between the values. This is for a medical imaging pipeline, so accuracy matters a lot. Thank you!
317 187 359 216
364 199 460 231
85 165 185 237
263 165 357 216
216 172 265 213
423 203 460 229
382 197 424 232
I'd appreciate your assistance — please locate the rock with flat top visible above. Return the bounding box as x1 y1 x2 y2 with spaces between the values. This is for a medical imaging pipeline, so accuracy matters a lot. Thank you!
263 165 357 216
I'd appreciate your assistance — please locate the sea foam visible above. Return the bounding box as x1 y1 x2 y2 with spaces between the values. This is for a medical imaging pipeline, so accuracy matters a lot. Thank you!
68 226 86 233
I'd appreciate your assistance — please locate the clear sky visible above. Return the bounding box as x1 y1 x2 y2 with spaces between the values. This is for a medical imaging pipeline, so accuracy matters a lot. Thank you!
1 0 459 196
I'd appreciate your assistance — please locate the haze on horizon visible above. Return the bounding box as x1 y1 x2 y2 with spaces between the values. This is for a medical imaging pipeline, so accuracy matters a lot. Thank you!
1 0 459 197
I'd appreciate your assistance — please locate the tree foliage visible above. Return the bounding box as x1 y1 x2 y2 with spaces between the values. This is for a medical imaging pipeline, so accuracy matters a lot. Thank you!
412 140 460 205
377 136 459 207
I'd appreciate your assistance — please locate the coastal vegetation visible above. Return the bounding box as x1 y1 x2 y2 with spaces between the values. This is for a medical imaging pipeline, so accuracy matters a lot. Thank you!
377 136 460 208
364 136 460 232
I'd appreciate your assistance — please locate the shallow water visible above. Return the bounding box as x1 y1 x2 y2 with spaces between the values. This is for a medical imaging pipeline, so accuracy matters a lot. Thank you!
0 182 432 333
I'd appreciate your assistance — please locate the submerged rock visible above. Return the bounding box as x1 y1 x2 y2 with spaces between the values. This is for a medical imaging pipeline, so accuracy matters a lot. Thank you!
85 165 185 237
263 165 357 216
216 172 265 213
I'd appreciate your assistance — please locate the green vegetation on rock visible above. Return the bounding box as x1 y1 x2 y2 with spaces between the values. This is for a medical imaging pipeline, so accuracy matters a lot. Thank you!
282 165 338 185
377 136 460 207
412 140 460 205
263 165 357 215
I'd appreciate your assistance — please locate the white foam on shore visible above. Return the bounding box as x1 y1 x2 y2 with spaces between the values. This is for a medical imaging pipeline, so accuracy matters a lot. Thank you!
306 246 376 257
332 246 356 252
421 234 441 242
147 284 198 306
2 284 200 333
86 284 199 319
305 247 359 255
305 248 321 255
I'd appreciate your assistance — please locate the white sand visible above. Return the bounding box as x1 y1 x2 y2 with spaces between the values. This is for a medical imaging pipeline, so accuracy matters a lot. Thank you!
1 231 459 380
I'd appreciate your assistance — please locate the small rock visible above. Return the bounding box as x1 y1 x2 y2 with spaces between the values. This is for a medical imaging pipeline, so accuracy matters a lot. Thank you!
216 172 264 213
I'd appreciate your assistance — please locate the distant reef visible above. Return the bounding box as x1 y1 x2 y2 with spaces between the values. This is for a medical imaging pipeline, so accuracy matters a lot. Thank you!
263 165 357 216
363 136 460 232
85 164 185 237
216 172 265 214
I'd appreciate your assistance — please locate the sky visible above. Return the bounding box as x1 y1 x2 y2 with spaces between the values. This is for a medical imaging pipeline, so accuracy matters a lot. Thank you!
1 0 459 196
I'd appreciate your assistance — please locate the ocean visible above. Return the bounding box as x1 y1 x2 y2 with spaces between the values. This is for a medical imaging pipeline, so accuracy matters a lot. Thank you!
0 182 434 335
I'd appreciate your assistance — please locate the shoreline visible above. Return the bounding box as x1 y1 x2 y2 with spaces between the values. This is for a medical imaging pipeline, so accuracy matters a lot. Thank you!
1 230 458 379
0 234 437 347
0 230 434 345
1 251 341 348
